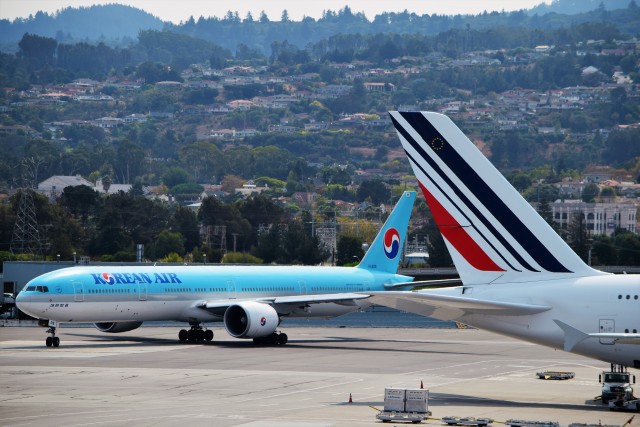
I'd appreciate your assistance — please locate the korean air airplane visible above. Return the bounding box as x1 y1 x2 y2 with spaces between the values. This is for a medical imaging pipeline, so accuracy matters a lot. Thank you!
373 112 640 370
17 191 416 348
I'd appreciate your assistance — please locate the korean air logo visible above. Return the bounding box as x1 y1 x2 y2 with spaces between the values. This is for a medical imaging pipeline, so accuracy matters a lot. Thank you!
260 317 267 326
383 228 400 259
101 272 115 285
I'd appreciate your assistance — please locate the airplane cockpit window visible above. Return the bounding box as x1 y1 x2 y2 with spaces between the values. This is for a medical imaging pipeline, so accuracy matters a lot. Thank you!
26 286 36 291
34 286 49 293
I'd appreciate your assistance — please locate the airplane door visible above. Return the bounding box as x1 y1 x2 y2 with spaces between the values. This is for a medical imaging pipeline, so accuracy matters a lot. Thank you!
73 281 84 302
299 280 307 295
138 284 147 301
599 319 615 345
227 280 236 299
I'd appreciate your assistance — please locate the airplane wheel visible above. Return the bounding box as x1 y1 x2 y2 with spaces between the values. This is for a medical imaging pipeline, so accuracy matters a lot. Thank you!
52 337 60 347
204 330 214 341
46 337 53 347
278 333 288 345
196 329 205 342
178 329 188 341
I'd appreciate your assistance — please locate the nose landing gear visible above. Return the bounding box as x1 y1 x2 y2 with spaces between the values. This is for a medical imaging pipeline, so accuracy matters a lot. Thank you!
39 319 60 348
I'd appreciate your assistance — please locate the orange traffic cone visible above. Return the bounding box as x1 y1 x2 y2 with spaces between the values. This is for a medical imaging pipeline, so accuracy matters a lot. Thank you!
348 393 353 403
420 380 424 389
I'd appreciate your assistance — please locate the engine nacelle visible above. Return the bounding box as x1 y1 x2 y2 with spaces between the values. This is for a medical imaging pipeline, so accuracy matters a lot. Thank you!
94 321 143 333
224 301 279 338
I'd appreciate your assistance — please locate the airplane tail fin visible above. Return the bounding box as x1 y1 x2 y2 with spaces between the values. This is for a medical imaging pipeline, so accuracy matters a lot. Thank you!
357 191 416 274
389 111 607 285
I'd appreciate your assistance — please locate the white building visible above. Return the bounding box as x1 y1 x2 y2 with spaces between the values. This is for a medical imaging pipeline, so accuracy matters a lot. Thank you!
38 175 94 198
550 200 637 236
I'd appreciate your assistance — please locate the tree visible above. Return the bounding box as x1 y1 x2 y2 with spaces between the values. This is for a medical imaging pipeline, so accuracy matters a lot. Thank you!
114 140 145 184
615 230 640 266
255 223 283 263
336 235 364 266
149 230 185 260
18 33 57 67
592 235 616 265
582 183 600 203
162 167 190 188
178 142 223 182
88 192 171 256
198 196 252 252
60 185 100 224
171 183 204 203
172 206 200 252
537 199 559 233
567 211 588 262
357 180 391 205
281 213 329 264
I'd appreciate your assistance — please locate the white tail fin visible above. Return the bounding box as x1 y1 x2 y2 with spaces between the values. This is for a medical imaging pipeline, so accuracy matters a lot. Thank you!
390 111 607 285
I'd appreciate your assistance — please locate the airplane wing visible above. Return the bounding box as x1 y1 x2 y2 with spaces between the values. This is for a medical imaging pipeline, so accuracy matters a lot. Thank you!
554 320 640 351
201 293 371 316
367 291 551 320
385 278 462 290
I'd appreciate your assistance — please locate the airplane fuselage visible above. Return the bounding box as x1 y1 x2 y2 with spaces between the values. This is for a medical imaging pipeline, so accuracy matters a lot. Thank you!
18 265 412 323
425 275 640 367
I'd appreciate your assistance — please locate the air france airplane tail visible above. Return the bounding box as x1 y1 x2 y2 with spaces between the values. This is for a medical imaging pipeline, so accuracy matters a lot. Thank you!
358 191 415 274
389 111 607 285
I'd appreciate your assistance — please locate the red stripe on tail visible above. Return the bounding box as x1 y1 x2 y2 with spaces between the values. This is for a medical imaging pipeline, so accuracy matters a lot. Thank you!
419 182 504 272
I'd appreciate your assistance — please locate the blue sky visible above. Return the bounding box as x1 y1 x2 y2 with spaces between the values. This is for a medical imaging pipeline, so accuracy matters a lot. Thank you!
2 0 551 23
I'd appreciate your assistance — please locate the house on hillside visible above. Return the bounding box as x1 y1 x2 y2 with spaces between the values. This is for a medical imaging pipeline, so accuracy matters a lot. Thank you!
38 175 94 199
94 178 132 194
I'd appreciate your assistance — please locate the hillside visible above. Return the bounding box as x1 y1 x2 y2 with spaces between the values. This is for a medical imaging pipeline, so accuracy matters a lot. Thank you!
529 0 635 15
0 4 164 52
0 1 637 54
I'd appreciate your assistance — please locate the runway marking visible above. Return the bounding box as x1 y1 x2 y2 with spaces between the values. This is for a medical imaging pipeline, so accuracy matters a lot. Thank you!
0 340 186 358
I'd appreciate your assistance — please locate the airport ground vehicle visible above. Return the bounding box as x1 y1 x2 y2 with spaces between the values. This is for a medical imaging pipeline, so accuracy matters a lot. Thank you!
600 367 636 404
1 293 15 316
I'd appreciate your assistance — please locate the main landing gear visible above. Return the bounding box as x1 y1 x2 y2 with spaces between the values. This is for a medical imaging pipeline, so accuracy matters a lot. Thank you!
253 332 288 346
38 319 60 348
178 322 214 343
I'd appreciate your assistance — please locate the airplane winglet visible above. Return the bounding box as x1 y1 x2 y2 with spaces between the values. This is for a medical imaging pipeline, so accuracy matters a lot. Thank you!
554 319 589 352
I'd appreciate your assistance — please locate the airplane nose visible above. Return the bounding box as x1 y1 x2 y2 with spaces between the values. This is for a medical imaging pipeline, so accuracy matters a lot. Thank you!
15 290 30 308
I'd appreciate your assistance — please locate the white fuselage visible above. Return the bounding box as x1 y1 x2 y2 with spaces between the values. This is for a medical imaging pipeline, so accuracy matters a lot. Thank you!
424 275 640 367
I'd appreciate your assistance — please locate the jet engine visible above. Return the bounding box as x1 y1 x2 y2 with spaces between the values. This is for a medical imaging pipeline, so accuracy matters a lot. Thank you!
94 321 143 333
223 301 279 338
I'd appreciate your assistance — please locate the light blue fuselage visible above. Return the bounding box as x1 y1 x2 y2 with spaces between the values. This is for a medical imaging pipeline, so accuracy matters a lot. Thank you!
17 265 413 323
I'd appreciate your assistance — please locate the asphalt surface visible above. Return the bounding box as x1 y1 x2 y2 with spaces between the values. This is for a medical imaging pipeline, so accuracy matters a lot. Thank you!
1 320 635 427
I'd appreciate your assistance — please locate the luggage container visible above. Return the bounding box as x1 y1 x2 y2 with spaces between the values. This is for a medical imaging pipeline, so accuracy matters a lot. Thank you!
376 388 431 424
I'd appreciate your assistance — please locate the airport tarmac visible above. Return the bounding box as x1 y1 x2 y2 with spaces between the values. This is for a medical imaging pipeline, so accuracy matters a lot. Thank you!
0 324 635 427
